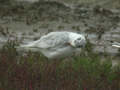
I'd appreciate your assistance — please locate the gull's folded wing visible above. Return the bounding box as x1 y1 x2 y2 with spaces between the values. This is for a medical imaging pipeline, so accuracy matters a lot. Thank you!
20 32 69 49
38 32 69 49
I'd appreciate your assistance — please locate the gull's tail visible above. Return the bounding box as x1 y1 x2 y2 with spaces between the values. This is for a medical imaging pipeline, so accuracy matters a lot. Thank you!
17 40 39 52
20 43 35 48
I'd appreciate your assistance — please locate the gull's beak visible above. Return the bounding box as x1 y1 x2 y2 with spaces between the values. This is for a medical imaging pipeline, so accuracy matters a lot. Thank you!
68 42 73 46
67 42 75 47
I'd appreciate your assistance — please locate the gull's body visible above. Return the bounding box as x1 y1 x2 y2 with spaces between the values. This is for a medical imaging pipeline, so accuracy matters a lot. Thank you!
20 31 86 59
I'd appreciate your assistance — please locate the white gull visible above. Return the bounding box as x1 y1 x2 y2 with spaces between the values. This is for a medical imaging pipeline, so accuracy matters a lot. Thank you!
20 31 86 59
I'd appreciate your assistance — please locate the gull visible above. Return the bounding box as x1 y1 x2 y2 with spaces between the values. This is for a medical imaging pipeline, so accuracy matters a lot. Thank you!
20 31 86 59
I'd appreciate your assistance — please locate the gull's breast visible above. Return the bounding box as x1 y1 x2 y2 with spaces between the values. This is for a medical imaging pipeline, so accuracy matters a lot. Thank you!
40 46 75 59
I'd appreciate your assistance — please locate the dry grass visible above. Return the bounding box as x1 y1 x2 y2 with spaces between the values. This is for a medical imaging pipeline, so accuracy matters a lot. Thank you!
0 40 120 90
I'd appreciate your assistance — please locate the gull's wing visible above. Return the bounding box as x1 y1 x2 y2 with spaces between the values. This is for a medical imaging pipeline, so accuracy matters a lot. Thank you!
20 32 69 49
38 32 69 49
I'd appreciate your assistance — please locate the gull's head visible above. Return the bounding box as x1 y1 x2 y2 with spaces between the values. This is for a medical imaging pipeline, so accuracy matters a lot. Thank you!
74 35 86 48
69 33 86 48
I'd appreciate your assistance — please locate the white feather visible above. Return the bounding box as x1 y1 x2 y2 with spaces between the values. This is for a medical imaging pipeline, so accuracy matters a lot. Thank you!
112 44 120 48
19 31 86 59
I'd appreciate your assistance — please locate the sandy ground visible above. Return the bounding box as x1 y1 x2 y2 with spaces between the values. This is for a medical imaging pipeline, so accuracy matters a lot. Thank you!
0 0 120 55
